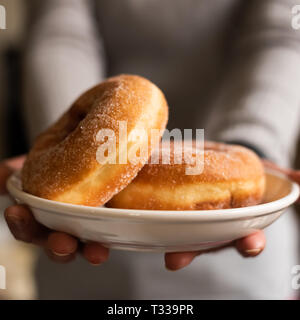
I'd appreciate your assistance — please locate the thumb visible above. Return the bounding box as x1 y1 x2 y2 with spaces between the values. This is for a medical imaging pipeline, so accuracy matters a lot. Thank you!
0 164 13 194
0 155 26 194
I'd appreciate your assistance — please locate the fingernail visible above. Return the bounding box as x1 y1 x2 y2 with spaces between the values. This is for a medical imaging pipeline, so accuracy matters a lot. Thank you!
165 265 178 272
52 251 70 257
90 260 105 266
244 248 262 256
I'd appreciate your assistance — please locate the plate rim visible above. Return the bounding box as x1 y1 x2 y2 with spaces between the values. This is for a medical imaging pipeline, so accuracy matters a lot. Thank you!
6 169 299 222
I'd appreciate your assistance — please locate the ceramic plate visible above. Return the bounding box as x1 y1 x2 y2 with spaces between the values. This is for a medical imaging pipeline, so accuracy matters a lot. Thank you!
6 169 299 252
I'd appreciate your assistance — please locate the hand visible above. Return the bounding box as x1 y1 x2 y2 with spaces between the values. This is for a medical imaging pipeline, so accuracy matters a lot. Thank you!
1 156 109 265
165 158 300 271
6 157 295 269
164 231 266 271
262 159 300 204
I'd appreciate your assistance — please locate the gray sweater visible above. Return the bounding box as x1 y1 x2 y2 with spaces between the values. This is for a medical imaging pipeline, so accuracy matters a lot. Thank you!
24 0 300 166
22 0 300 300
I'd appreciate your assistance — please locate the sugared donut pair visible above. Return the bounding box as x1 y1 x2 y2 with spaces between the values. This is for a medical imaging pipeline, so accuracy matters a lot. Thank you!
22 75 265 210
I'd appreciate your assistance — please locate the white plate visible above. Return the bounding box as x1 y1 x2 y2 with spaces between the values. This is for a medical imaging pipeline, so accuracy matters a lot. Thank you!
6 169 299 252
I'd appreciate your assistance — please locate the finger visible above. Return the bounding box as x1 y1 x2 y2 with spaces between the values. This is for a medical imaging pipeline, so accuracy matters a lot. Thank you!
262 159 300 183
44 248 77 264
0 164 13 194
82 242 110 265
262 159 293 175
235 230 266 257
0 156 26 193
287 170 300 184
4 205 49 246
261 160 300 203
47 232 78 256
164 242 233 271
164 251 199 271
3 155 26 171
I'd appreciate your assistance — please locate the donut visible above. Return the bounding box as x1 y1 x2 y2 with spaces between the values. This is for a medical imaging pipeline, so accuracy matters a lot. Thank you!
107 141 266 210
22 75 169 206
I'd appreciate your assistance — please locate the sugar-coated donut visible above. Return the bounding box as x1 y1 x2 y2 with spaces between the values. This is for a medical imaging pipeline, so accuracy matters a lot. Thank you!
22 75 168 206
107 141 266 210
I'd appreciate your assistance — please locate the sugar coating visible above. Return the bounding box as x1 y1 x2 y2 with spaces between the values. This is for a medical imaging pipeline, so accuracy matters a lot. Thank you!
107 141 266 210
136 140 264 185
21 74 169 206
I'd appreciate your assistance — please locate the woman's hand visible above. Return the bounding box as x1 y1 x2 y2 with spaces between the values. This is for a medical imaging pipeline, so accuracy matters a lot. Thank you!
3 156 298 269
164 231 266 271
262 159 300 204
165 159 300 271
1 156 109 265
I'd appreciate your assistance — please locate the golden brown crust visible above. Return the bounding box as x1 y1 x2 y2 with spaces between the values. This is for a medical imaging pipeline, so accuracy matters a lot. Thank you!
107 141 266 210
21 74 168 206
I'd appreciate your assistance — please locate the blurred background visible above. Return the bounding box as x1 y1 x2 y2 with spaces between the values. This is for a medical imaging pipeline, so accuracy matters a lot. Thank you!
0 0 27 158
0 0 36 300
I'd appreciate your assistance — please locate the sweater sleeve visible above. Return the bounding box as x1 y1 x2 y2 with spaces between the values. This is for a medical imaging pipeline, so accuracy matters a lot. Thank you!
206 0 300 167
23 0 105 143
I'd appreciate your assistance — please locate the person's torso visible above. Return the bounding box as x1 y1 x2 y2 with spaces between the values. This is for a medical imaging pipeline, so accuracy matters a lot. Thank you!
95 0 242 130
